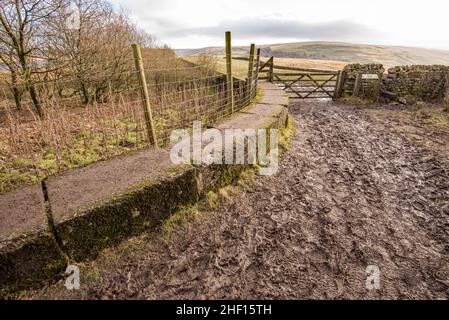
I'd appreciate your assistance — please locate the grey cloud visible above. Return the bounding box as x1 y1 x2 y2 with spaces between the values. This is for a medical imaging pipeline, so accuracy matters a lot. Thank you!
164 17 378 41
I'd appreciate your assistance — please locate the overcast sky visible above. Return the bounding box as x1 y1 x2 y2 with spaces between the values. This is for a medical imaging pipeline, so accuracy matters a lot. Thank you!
110 0 449 50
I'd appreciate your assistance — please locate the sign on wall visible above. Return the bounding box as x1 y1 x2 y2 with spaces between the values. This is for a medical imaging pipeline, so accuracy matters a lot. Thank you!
362 74 379 80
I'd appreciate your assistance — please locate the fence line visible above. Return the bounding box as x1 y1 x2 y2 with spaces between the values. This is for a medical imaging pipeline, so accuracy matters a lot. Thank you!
0 32 261 194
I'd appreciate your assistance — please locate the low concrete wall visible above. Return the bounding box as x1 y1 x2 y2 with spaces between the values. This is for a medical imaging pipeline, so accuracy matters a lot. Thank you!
0 82 289 295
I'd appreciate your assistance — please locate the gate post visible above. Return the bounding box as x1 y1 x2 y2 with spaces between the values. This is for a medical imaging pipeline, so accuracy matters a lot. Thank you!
353 72 363 97
333 70 342 101
335 70 345 99
268 57 274 83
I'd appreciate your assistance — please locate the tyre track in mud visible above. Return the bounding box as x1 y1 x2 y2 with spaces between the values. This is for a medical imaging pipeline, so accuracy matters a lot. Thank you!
29 101 449 299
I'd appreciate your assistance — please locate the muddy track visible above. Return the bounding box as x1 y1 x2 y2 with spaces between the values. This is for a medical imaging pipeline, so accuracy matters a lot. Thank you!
28 101 449 300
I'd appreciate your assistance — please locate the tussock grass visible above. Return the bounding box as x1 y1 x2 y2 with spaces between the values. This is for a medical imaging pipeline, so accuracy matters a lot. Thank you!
413 105 449 129
279 114 297 152
160 204 200 237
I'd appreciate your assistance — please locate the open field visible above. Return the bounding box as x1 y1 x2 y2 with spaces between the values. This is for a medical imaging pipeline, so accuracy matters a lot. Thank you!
185 54 345 84
177 41 449 69
263 57 347 71
184 56 251 79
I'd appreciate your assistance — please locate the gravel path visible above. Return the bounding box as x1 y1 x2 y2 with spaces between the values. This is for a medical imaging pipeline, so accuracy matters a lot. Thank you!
27 101 449 300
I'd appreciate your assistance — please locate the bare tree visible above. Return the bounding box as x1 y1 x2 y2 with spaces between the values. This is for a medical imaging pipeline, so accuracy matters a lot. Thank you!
0 0 61 118
45 0 148 104
1 0 164 113
0 44 23 109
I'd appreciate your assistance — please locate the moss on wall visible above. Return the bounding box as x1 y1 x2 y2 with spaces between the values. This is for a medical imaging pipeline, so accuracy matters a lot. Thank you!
55 167 199 261
383 65 449 102
0 231 66 298
339 64 449 103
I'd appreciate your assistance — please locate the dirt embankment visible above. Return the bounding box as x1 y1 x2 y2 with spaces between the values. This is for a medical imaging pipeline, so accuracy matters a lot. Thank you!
23 101 449 300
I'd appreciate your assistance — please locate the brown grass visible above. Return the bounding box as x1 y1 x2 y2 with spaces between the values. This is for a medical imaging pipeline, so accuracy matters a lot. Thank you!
184 55 250 79
0 57 254 193
263 56 347 71
179 41 449 68
0 93 148 193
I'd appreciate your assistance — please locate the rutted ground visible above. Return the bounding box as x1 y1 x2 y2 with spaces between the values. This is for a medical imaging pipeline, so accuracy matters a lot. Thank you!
24 101 449 299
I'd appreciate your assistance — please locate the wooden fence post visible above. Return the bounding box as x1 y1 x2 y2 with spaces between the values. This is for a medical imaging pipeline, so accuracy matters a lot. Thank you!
353 72 363 97
246 43 256 102
268 56 274 83
254 48 261 97
131 44 158 148
225 31 234 113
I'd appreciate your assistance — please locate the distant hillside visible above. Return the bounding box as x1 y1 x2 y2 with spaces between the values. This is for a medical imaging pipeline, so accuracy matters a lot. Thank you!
176 42 449 68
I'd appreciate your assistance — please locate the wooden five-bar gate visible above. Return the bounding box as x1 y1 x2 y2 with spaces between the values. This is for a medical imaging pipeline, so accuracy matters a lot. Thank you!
258 56 341 100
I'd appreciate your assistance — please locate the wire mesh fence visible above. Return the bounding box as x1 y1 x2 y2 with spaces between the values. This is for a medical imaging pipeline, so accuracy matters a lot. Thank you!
0 44 261 193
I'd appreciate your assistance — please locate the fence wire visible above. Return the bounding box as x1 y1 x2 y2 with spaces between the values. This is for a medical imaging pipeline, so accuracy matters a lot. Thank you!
0 49 260 193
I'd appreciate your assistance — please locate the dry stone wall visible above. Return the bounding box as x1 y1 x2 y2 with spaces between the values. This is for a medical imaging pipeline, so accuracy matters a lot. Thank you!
445 72 449 107
340 64 384 98
338 63 449 103
383 65 449 102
